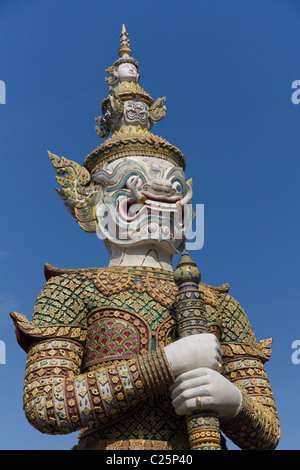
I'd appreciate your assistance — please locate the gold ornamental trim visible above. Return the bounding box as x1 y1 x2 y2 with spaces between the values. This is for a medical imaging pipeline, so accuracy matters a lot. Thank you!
221 340 273 363
83 127 186 173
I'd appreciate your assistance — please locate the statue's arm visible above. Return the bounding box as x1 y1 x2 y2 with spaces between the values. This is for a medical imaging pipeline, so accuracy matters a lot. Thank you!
22 335 173 435
168 290 281 450
216 292 281 449
11 272 174 435
219 341 281 450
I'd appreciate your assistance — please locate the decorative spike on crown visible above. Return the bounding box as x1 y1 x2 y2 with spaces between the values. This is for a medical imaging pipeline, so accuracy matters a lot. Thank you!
119 24 132 58
113 25 139 69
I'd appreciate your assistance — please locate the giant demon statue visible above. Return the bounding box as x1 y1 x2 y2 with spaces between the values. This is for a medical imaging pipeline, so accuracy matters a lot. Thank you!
11 26 280 451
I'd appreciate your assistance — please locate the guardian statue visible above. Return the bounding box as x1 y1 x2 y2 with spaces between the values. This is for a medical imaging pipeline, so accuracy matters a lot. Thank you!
11 26 280 450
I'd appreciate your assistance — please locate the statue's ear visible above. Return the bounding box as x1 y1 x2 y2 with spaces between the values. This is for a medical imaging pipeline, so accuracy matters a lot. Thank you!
48 151 101 233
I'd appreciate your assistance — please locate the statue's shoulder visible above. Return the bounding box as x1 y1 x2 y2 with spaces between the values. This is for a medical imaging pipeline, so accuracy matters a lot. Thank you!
210 285 262 347
31 263 106 328
199 281 230 308
199 282 272 360
44 262 100 282
10 263 103 353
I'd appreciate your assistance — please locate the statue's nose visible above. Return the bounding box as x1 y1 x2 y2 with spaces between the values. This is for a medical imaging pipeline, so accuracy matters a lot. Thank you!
143 179 175 197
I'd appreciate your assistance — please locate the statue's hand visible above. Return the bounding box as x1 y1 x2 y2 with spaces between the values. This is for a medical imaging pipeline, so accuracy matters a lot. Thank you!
164 333 222 377
170 368 242 418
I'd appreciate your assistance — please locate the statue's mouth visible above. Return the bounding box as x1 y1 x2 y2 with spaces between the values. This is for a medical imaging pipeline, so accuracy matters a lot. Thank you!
99 188 193 245
117 194 182 221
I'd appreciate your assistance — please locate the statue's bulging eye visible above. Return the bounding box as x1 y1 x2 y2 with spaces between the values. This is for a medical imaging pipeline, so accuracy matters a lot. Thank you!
172 181 183 194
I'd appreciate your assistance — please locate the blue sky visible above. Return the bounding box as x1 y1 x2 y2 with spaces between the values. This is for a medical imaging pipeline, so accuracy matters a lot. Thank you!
0 0 299 450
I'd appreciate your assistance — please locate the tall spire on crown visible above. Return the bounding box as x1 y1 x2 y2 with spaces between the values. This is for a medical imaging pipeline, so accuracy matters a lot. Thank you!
118 24 132 58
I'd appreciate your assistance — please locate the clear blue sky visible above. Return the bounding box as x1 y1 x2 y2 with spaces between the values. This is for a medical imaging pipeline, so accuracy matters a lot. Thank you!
0 0 299 450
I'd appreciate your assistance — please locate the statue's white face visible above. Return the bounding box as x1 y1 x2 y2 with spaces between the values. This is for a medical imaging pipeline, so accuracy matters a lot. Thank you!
92 156 193 253
117 63 138 83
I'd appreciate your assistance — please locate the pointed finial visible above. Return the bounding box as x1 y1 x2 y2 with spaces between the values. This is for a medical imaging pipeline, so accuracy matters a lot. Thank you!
119 24 132 58
173 249 201 286
176 249 198 269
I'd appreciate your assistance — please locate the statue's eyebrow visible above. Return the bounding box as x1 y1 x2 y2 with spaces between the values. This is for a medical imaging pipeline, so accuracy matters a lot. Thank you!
99 160 143 173
92 159 148 186
165 166 185 179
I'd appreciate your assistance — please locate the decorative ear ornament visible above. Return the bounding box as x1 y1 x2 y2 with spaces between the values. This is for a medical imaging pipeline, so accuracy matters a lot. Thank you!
48 151 101 233
105 66 119 86
149 97 167 123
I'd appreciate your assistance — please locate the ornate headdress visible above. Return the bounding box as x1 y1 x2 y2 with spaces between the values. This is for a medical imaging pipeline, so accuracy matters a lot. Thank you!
85 24 185 173
105 24 139 84
48 26 186 233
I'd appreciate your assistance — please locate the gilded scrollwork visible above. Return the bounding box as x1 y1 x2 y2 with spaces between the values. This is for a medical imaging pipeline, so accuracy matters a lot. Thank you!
105 65 119 86
48 152 101 210
149 97 167 123
95 115 110 138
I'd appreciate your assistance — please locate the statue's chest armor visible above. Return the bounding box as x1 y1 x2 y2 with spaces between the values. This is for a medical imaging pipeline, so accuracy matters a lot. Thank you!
83 286 177 371
81 267 224 371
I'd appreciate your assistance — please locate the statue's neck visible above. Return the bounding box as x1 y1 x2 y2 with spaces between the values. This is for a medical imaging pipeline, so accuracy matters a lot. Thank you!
105 240 174 272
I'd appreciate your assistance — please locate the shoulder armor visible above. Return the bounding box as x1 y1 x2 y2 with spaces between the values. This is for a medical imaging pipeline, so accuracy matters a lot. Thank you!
44 263 99 281
221 338 273 363
201 282 230 293
199 282 230 309
10 311 86 353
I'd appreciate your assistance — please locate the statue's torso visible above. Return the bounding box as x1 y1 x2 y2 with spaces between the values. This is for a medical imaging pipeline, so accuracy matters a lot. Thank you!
20 264 268 450
77 267 189 449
